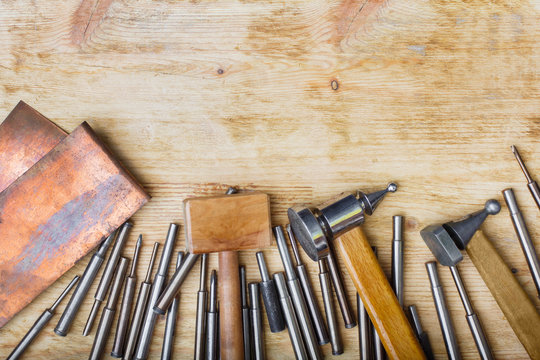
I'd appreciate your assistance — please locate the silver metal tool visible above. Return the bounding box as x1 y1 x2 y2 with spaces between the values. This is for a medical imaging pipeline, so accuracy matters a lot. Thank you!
318 258 343 356
450 265 493 360
123 242 159 360
503 188 540 298
426 261 461 360
7 276 79 360
326 244 357 329
391 215 404 306
255 251 285 333
249 282 265 360
371 247 385 360
287 224 329 345
55 232 115 336
84 222 132 336
357 293 372 360
153 252 200 314
407 305 434 360
89 257 129 360
240 265 251 360
274 272 308 360
111 235 142 358
512 145 540 211
194 253 209 360
135 224 178 360
274 225 322 360
206 270 219 360
161 252 184 360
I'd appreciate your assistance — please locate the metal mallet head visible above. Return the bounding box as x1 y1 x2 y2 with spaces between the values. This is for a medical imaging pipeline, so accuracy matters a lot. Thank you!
288 183 397 261
420 200 501 266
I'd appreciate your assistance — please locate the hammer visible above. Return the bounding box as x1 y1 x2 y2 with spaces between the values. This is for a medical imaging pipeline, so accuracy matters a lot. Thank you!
421 200 540 360
288 183 426 360
159 190 271 360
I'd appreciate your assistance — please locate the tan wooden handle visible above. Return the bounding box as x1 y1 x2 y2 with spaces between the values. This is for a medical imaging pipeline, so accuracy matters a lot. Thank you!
334 227 425 360
467 230 540 360
218 251 244 360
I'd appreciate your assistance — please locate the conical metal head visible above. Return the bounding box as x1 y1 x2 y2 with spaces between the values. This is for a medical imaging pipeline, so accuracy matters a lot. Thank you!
443 199 501 250
358 183 397 215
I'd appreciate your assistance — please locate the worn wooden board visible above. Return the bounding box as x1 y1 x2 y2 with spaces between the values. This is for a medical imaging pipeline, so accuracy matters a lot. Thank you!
0 0 539 358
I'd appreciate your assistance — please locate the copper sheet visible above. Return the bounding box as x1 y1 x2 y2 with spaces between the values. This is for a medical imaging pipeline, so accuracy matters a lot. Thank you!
0 122 150 328
0 101 67 192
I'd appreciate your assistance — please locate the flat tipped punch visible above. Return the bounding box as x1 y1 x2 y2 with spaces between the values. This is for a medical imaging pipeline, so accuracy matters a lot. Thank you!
8 276 79 360
512 145 540 211
319 258 343 355
123 241 159 360
240 266 251 360
391 215 404 306
111 235 142 358
83 223 132 336
287 225 329 345
194 254 209 360
407 305 434 360
55 231 115 337
256 251 285 333
249 283 265 360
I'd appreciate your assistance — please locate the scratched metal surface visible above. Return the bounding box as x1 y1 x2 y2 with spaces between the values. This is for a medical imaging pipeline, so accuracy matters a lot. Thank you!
0 0 539 358
0 122 149 328
0 101 66 192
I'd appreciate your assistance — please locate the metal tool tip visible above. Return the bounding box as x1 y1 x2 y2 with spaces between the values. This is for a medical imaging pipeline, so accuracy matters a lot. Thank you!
136 234 142 247
511 144 516 153
387 182 398 192
484 199 501 215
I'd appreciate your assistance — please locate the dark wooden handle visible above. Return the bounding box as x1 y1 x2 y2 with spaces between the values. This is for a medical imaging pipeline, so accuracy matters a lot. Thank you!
218 251 244 360
334 227 425 360
467 231 540 360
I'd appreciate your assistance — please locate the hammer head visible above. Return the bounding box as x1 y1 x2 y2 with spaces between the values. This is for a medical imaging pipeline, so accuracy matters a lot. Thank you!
184 192 272 254
420 199 501 266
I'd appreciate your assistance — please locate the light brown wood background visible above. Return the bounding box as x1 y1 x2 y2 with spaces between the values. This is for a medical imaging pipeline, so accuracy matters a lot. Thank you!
0 0 539 358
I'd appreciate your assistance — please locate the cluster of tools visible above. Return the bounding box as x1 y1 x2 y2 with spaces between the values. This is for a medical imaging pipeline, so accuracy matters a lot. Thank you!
3 103 540 359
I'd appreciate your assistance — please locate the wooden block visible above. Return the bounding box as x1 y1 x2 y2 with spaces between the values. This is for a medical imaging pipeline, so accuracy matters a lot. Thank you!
0 101 67 192
184 193 272 253
0 122 150 329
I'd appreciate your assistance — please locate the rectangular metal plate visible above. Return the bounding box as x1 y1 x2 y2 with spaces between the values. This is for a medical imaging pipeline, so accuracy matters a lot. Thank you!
0 122 150 328
0 101 67 192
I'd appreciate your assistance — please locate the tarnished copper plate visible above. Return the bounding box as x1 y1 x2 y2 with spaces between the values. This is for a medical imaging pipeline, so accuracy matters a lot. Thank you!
0 122 150 328
0 101 67 192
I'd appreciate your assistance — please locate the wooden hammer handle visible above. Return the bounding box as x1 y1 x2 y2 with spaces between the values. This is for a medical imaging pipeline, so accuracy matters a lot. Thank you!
467 231 540 360
218 251 244 360
334 227 425 360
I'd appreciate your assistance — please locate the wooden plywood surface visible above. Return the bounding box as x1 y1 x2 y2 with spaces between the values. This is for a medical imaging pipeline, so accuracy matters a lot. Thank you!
0 0 539 358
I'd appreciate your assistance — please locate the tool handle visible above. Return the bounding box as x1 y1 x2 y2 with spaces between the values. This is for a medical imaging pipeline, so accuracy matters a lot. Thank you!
334 227 425 360
218 251 244 360
467 231 540 360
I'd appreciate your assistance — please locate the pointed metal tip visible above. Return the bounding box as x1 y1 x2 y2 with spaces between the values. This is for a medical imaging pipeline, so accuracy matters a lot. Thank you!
511 144 516 153
387 182 398 193
136 234 142 247
360 182 398 216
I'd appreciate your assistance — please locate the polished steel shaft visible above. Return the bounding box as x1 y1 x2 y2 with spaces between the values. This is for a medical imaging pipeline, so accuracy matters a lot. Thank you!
84 223 132 336
426 261 461 360
89 258 128 360
318 258 343 355
274 226 321 360
503 188 540 298
450 265 493 360
194 254 209 360
391 215 404 306
274 272 307 360
249 282 265 360
287 224 329 345
241 265 251 360
123 242 159 360
161 252 184 360
206 270 218 360
326 244 356 328
55 232 115 336
408 305 434 360
357 293 372 360
8 276 79 360
135 224 178 360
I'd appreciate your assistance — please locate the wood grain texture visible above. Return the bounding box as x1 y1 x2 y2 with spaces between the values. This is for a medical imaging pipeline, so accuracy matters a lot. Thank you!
185 193 271 253
335 226 425 360
467 230 540 360
218 251 244 360
0 0 539 358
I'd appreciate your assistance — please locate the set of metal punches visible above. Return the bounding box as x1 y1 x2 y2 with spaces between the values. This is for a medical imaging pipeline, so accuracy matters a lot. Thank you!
7 145 540 359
